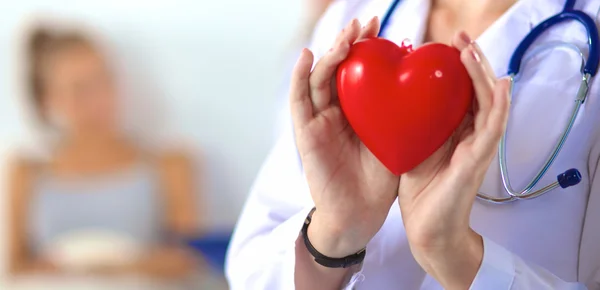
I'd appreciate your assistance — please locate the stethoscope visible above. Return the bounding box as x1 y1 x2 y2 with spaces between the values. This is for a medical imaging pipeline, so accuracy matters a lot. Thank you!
378 0 600 203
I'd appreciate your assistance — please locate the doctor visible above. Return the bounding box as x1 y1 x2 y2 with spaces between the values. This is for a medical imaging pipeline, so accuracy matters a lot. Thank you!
227 0 600 289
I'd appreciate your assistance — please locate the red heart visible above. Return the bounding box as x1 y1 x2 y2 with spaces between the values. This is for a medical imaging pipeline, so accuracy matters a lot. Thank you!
336 38 473 175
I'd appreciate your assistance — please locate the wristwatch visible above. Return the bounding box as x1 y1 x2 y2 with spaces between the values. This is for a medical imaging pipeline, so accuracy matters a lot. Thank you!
301 207 366 268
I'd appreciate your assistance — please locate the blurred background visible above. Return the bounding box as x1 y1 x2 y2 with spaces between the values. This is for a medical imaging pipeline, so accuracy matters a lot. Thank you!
0 0 333 289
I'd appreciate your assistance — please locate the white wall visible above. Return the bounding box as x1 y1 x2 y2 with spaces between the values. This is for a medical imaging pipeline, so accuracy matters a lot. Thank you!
0 0 304 231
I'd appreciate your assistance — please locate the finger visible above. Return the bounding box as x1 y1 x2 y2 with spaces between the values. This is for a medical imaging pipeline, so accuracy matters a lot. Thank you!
308 20 359 113
343 18 363 44
487 78 511 131
356 16 381 41
472 42 496 78
289 48 315 128
451 31 471 51
473 77 511 159
332 19 361 52
328 17 378 104
452 32 496 78
460 43 494 131
331 20 351 49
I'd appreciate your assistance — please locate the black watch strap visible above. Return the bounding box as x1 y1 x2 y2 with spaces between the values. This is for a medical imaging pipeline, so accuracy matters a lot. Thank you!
301 207 366 268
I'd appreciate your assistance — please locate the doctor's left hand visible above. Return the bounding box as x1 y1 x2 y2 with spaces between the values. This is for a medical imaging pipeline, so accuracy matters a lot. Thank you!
290 17 400 260
397 32 511 289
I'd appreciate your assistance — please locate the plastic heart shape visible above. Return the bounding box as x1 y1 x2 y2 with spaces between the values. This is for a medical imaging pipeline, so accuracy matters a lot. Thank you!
337 38 473 175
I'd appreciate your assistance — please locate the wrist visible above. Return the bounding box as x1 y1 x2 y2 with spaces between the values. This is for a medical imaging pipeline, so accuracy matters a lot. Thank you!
307 209 369 258
416 229 483 290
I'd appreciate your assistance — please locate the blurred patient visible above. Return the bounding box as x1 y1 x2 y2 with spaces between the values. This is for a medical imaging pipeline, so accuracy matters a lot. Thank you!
6 24 203 280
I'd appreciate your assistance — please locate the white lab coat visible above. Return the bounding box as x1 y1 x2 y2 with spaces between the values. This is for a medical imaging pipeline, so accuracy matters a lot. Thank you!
226 0 600 289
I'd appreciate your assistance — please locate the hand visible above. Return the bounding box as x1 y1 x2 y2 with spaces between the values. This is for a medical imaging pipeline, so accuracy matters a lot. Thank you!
290 17 400 258
397 32 510 289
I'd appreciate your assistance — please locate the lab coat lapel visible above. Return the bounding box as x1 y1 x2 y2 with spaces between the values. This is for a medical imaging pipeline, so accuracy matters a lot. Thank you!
475 1 534 78
476 0 564 78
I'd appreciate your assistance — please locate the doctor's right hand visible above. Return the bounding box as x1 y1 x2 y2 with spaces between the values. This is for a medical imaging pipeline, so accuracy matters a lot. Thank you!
290 17 399 258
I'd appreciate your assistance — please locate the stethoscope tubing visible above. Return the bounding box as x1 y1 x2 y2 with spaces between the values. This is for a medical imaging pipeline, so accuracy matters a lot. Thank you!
376 0 598 203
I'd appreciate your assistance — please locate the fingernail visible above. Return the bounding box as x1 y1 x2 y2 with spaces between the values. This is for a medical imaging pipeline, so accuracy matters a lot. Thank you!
366 16 377 26
470 45 481 62
459 31 471 45
361 16 376 29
